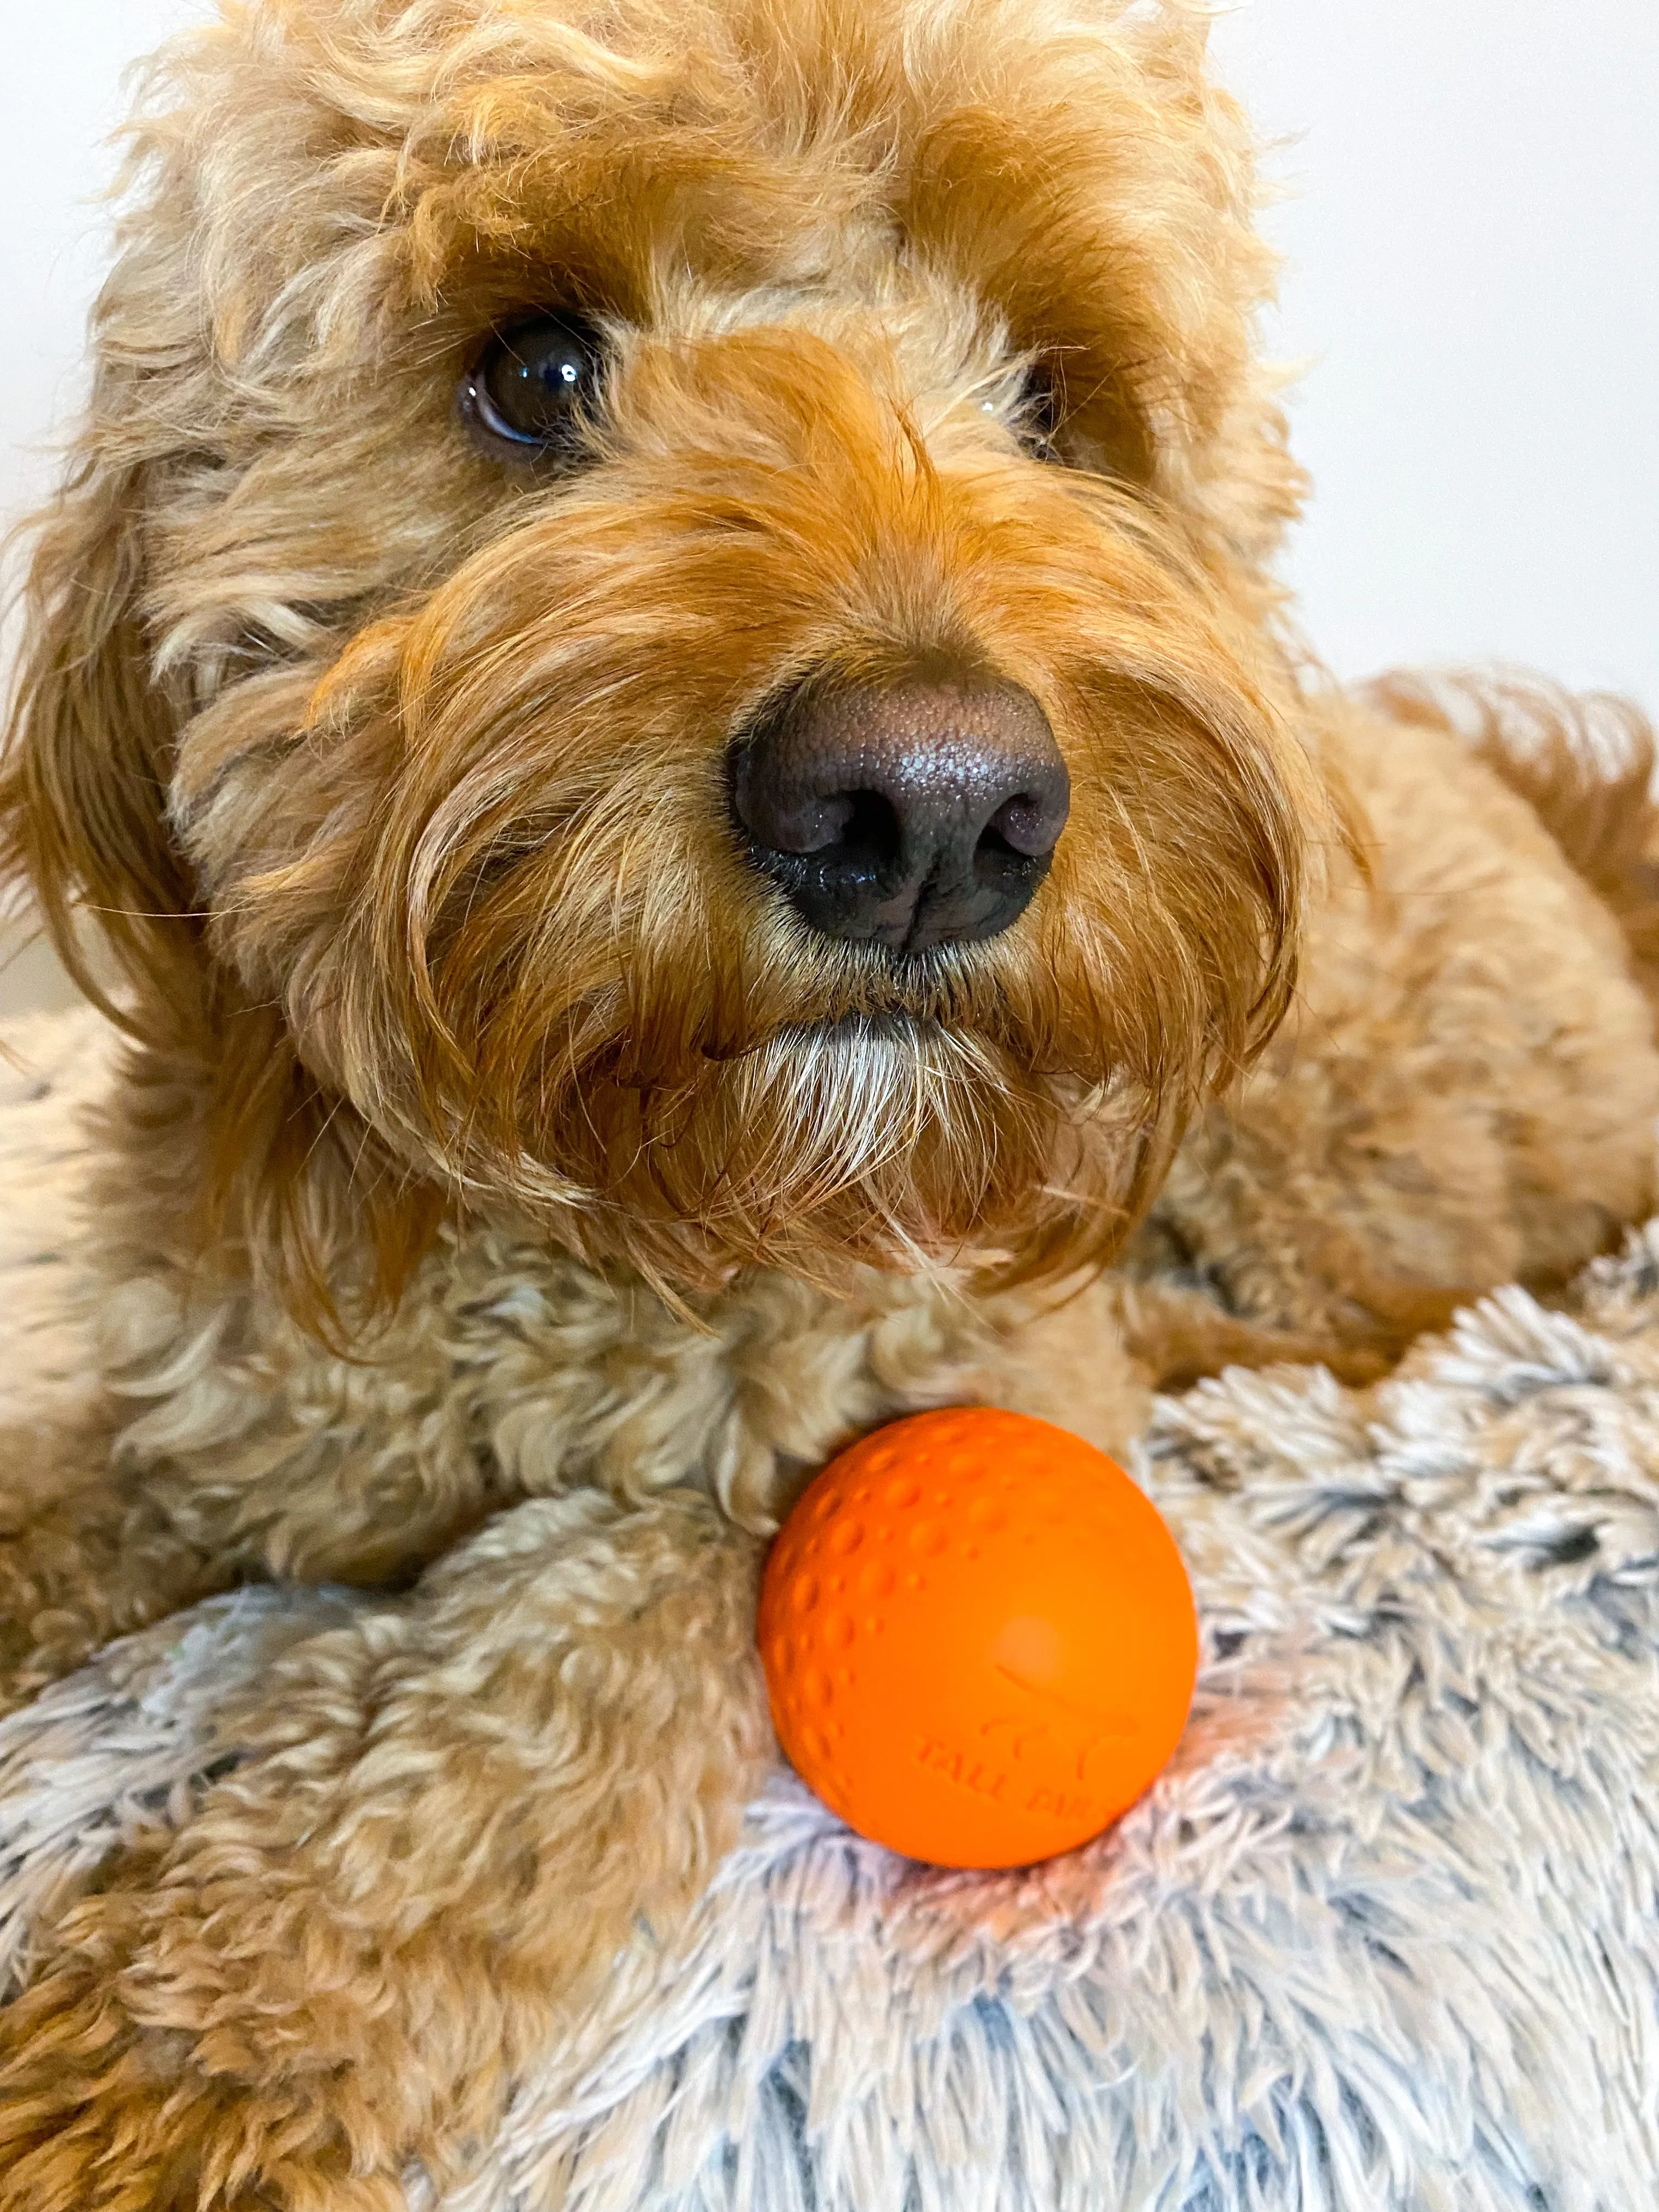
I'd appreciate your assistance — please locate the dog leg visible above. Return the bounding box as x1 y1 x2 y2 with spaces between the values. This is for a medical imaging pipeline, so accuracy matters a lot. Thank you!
0 1485 769 2212
1368 670 1659 1010
1105 1276 1474 1392
0 1416 233 1714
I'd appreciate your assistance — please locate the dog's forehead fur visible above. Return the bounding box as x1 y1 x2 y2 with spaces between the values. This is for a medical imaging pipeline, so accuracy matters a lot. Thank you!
123 0 1287 548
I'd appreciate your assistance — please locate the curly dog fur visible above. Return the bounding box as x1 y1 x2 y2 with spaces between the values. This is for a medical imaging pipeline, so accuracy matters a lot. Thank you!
1 1 1656 2203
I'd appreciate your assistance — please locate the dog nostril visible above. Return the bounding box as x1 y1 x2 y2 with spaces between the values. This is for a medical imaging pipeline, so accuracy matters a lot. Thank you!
830 791 906 873
731 673 1069 954
980 790 1062 865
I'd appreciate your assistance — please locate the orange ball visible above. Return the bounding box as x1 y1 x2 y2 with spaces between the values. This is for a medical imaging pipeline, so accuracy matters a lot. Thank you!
758 1407 1198 1868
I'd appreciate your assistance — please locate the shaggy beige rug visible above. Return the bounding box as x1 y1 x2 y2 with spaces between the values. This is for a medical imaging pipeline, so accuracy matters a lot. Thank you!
3 1006 1658 2210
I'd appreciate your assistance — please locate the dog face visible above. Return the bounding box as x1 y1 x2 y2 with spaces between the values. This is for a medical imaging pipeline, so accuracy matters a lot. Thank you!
3 0 1337 1307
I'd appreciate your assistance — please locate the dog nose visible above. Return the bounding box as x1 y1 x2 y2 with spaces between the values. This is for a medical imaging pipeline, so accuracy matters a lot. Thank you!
731 676 1069 953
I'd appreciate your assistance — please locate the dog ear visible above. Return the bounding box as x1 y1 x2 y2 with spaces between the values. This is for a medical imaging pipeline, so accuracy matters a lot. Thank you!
1 444 208 1048
2 439 440 1334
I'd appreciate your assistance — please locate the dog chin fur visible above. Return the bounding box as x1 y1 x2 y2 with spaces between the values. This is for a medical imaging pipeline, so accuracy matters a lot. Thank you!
1 3 1658 2206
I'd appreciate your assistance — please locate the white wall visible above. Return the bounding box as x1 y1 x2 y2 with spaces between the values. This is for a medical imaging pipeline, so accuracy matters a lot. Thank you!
3 0 1657 1014
1210 0 1659 706
2 0 205 537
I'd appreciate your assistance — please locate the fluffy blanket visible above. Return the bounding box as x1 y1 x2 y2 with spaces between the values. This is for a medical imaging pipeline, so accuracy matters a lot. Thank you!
3 1008 1657 2210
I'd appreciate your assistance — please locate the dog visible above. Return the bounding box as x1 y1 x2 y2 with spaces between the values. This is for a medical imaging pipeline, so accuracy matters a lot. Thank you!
2 0 1656 2203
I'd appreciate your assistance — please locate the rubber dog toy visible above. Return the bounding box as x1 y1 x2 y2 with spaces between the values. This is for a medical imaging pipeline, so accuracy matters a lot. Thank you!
758 1407 1198 1868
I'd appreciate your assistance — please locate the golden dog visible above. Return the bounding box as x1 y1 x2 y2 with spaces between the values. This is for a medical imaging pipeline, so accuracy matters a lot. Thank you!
2 2 1655 2202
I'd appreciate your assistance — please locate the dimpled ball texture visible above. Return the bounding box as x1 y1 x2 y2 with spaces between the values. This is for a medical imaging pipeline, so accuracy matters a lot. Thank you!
758 1407 1199 1868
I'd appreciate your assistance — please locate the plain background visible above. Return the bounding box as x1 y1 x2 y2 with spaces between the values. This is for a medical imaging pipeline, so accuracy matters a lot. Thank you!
3 0 1656 1014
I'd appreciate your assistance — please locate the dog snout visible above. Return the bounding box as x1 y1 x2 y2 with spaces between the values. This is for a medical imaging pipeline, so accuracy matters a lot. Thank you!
730 675 1069 955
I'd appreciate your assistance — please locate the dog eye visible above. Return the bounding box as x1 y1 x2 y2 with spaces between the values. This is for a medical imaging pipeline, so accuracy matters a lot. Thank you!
464 312 606 452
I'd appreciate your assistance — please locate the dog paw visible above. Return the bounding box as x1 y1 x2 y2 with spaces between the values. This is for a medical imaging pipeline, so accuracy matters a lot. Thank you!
0 1867 415 2212
0 2039 393 2212
0 1493 767 2209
